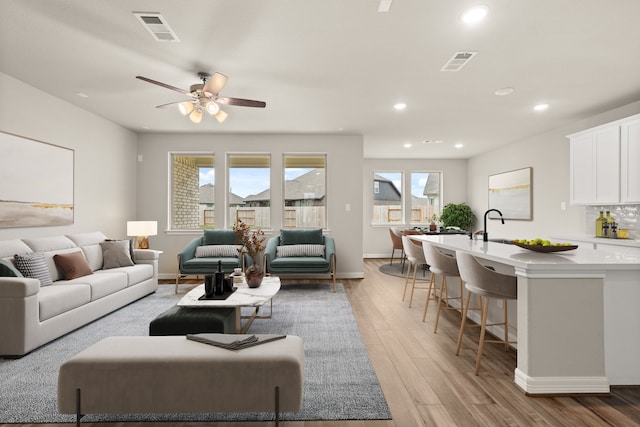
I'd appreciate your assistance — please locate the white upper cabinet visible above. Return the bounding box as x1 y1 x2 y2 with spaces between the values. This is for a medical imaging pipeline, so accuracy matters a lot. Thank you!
620 117 640 203
568 113 640 206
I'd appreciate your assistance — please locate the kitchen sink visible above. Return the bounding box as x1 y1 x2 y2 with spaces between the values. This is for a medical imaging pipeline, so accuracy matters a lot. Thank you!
487 238 515 244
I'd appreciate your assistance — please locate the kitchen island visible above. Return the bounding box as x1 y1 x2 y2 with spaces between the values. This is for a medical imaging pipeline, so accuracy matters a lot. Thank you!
410 234 640 395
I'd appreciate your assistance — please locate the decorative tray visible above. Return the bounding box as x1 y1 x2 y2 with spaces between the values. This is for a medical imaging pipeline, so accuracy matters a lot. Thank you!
512 242 578 253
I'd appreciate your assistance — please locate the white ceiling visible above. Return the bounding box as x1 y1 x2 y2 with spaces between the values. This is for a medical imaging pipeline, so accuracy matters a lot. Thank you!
1 0 639 159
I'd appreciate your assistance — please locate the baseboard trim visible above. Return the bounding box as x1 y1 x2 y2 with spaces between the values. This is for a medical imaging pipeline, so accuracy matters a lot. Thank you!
514 369 610 395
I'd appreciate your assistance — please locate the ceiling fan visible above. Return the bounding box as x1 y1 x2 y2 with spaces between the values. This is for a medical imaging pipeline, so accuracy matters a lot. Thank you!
136 72 266 123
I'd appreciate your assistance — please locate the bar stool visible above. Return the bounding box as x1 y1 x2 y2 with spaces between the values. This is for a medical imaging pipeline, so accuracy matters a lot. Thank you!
400 235 428 306
454 251 517 375
421 243 464 333
388 228 405 272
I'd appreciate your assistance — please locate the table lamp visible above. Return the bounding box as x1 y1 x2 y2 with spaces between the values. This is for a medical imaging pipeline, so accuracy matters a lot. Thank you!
127 221 158 249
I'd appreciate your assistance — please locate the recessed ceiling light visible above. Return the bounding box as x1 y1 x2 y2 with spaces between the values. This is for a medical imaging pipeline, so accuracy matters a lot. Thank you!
534 103 549 112
394 103 407 111
461 5 488 24
455 143 464 149
403 143 412 148
494 87 514 96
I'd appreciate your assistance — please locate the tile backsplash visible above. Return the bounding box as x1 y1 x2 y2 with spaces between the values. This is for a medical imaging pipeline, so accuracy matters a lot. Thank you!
586 205 639 239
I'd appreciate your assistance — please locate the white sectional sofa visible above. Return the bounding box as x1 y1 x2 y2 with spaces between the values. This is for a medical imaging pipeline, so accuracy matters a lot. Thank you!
0 231 160 357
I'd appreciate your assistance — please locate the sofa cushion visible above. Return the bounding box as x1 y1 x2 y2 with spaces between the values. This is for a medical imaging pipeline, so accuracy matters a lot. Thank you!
0 239 32 258
276 244 325 257
66 231 108 247
195 245 242 258
269 256 330 273
80 244 103 272
38 284 91 321
13 252 53 286
95 264 153 287
62 272 128 301
279 229 323 246
100 241 134 269
22 235 77 252
0 258 23 277
203 229 239 246
54 251 93 280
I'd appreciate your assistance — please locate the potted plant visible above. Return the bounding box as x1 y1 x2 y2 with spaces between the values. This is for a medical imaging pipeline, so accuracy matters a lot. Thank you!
439 203 476 231
233 220 266 287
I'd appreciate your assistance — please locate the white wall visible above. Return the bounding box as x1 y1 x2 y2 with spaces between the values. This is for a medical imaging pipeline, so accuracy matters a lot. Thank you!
136 133 364 279
363 158 468 257
0 72 138 241
466 100 640 240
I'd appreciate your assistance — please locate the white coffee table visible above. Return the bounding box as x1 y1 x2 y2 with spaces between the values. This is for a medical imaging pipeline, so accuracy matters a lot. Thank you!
177 276 281 333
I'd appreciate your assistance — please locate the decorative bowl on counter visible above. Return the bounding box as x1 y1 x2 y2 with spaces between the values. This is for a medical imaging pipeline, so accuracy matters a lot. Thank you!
512 241 578 253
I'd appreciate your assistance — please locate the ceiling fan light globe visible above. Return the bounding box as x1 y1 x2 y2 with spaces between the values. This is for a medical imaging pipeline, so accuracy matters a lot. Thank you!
189 109 203 123
178 101 194 115
215 109 228 123
205 101 220 115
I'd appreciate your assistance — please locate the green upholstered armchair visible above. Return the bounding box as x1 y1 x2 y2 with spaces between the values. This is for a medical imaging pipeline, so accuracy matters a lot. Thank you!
175 229 250 293
264 229 337 292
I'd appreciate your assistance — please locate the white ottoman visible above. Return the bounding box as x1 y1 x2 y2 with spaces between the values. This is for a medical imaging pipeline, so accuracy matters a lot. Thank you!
58 335 304 425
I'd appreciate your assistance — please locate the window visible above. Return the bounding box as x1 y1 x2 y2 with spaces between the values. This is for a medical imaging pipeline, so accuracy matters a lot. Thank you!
411 172 441 225
228 154 271 229
283 154 326 228
372 172 403 224
170 153 215 230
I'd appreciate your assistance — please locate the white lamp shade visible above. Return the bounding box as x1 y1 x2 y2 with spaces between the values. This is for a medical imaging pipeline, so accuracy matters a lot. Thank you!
178 101 194 116
189 109 203 123
127 221 158 237
205 100 220 115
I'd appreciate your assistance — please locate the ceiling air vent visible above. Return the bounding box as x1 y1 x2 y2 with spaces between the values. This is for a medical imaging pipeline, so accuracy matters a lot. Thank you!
133 12 179 42
440 52 477 72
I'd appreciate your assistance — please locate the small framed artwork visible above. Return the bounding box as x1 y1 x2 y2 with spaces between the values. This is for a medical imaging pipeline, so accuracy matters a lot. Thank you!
0 131 74 228
488 167 532 220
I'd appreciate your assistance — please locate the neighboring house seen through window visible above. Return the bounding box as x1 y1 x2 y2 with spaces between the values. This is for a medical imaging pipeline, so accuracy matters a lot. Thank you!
372 172 403 224
283 154 326 228
228 154 271 229
170 153 215 230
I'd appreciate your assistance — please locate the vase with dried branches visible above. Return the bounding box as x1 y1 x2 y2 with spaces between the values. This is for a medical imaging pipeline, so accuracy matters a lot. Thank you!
233 220 266 287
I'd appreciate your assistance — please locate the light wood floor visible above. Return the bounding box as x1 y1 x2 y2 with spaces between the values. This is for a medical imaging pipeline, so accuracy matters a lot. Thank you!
7 259 640 427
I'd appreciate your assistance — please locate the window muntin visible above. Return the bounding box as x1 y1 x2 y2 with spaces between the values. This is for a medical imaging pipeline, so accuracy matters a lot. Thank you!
170 153 215 230
410 172 441 225
228 154 271 229
372 172 403 224
283 154 326 228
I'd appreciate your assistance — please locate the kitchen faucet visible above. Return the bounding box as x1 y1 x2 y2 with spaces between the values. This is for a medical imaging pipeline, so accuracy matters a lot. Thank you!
483 209 504 242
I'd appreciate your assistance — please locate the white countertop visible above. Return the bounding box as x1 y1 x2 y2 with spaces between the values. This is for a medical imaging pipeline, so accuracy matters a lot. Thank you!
410 234 640 272
550 234 640 248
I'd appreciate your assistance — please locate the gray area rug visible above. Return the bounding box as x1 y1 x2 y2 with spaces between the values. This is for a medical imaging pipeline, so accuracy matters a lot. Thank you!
0 283 391 423
379 261 430 280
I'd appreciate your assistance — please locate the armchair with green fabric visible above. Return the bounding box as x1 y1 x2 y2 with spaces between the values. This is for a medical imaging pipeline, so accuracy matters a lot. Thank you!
264 229 337 292
175 229 250 293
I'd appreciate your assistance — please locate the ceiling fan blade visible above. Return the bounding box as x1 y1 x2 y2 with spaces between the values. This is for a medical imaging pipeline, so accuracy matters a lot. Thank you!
203 72 228 96
136 76 190 95
155 100 190 109
215 109 228 123
216 97 266 108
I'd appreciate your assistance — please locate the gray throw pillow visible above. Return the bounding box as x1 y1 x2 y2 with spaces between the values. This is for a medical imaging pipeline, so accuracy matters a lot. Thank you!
13 252 53 286
100 240 134 269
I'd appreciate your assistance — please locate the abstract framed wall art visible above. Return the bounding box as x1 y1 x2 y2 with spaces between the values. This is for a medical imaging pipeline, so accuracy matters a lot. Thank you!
488 167 532 220
0 131 74 228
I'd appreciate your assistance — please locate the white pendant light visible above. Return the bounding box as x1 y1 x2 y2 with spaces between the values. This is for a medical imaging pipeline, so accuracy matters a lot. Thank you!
178 101 194 115
205 100 220 115
189 109 203 123
214 109 228 123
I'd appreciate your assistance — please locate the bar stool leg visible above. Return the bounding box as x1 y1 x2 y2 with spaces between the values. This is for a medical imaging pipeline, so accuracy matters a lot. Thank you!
475 296 490 375
402 261 412 301
422 273 437 322
455 289 473 355
503 299 509 351
408 263 419 307
433 275 447 333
